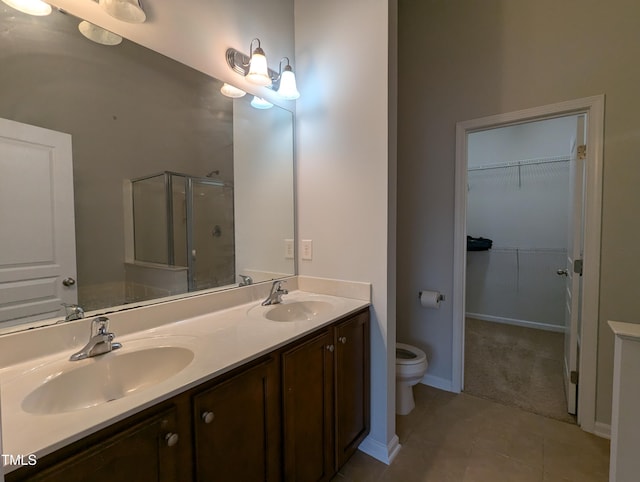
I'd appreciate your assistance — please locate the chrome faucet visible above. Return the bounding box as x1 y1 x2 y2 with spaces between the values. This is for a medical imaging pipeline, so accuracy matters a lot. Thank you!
238 274 253 287
262 280 288 306
70 316 122 361
62 303 85 321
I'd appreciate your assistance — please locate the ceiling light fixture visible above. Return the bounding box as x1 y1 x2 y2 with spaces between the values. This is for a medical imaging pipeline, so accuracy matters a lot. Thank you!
1 0 51 16
226 38 300 100
99 0 146 23
78 21 123 46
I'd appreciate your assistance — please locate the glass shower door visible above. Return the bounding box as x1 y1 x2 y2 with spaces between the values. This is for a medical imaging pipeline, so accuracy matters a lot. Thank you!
187 179 235 291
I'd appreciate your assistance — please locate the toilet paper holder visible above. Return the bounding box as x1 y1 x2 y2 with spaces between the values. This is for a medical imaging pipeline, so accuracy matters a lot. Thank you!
418 291 445 302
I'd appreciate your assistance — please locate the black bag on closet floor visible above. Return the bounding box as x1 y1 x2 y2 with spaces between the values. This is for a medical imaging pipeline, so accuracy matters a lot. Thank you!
467 236 493 251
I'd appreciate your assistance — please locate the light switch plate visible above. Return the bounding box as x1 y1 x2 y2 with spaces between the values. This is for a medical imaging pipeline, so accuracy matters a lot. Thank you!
284 239 294 259
301 239 313 260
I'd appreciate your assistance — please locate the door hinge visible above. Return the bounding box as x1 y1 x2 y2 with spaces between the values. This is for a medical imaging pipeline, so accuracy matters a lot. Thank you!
570 370 579 384
573 259 583 276
577 144 587 160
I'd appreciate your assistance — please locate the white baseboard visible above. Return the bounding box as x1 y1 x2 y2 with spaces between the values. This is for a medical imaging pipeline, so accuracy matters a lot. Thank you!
358 434 401 465
421 374 455 393
466 312 564 333
593 421 611 440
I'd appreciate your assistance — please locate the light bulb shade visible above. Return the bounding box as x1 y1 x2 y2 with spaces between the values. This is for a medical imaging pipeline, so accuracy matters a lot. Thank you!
1 0 51 16
277 68 300 100
250 96 273 110
99 0 146 23
246 48 272 86
220 83 246 99
78 21 123 46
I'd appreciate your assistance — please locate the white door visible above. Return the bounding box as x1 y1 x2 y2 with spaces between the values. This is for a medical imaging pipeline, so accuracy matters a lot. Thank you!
0 118 76 328
562 115 586 415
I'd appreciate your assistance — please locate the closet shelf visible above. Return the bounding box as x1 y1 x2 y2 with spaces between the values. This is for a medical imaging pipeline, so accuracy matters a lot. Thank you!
468 155 570 172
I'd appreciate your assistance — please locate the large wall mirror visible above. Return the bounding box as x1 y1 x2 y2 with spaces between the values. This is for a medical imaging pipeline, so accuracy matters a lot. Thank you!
0 6 295 333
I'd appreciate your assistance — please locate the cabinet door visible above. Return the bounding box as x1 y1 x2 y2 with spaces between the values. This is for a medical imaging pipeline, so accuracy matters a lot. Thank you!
193 358 280 482
282 330 335 482
26 408 180 482
335 310 370 469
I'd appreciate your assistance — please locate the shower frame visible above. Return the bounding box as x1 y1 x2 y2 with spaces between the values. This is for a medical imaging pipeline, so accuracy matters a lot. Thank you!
131 170 233 292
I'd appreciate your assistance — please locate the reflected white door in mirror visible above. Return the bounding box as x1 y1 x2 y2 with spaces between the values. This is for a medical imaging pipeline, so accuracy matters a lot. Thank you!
0 118 77 329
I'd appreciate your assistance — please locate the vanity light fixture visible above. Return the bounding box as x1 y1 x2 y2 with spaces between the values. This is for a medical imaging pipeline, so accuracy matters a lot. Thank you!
1 0 51 16
99 0 146 23
226 39 300 99
250 96 273 110
245 38 272 86
78 21 123 46
220 83 246 99
276 57 300 100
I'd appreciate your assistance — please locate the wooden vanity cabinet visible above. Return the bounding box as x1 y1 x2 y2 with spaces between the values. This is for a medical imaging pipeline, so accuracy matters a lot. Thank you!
282 308 370 481
192 357 281 482
8 406 185 482
282 329 335 482
334 309 370 469
7 308 369 482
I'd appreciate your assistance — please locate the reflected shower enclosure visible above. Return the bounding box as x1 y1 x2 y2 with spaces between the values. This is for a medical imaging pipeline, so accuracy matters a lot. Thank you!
129 171 234 302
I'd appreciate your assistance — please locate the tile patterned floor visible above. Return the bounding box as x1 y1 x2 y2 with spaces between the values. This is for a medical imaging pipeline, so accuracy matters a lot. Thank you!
333 385 610 482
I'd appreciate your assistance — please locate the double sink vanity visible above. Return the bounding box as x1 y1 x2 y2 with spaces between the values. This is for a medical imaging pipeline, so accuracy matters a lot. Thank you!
0 276 371 481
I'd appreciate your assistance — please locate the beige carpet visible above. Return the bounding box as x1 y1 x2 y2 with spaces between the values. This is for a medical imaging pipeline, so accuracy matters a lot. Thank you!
464 317 576 424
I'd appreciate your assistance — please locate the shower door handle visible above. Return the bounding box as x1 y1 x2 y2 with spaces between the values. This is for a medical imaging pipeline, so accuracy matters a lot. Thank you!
556 269 568 276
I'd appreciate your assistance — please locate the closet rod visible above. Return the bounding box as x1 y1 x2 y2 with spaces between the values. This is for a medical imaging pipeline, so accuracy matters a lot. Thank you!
468 155 570 172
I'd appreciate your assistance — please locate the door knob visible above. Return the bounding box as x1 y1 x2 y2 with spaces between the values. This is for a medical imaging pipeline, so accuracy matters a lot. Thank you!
62 277 76 286
556 269 568 276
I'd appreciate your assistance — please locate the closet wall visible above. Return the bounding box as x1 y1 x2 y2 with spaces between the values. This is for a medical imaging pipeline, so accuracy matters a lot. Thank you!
466 116 578 330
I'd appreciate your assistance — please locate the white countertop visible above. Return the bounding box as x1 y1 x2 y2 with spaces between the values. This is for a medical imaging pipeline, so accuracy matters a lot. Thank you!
0 288 369 473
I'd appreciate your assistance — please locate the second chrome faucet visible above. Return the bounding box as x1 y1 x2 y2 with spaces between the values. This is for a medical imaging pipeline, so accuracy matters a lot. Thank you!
262 280 288 306
70 316 122 361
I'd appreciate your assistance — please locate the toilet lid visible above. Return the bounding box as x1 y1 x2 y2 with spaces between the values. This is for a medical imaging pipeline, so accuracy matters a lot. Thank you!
396 342 427 365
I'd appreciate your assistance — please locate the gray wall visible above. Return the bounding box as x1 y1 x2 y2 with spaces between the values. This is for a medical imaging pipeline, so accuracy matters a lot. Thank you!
398 0 640 425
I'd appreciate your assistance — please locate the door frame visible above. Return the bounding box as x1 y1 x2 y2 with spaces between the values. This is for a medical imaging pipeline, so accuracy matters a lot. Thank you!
451 95 604 434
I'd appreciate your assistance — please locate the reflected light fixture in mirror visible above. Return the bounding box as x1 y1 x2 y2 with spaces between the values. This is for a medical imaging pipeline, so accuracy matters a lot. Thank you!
99 0 146 23
1 0 51 16
78 20 123 46
250 96 273 109
220 83 246 98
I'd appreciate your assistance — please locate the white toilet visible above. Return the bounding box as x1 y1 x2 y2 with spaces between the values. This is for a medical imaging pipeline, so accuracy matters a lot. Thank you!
396 343 428 415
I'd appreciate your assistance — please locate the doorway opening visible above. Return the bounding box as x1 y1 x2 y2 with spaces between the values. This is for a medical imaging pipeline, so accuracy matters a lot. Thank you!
462 115 580 423
452 96 604 434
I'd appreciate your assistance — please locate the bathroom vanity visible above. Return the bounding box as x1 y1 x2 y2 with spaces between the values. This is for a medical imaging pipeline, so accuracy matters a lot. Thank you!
0 279 370 482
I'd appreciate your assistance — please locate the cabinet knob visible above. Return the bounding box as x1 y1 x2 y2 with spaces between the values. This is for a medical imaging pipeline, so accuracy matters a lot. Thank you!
339 336 347 344
326 344 335 352
165 432 179 447
201 411 215 424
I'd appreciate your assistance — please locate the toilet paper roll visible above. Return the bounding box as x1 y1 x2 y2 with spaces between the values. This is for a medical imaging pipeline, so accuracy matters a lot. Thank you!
419 290 443 309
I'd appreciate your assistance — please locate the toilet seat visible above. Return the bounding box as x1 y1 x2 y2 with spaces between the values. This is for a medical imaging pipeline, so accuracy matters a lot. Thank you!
396 343 426 366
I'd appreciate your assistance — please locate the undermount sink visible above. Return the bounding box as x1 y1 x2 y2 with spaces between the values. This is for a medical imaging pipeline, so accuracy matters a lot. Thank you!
22 346 194 415
265 300 333 322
